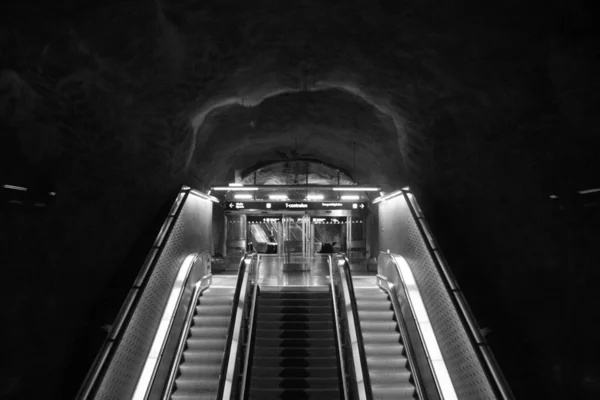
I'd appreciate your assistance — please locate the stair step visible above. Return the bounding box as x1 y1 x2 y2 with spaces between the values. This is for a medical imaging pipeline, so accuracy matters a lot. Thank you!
260 298 331 307
259 306 332 314
251 366 339 378
257 313 333 322
252 356 339 367
250 377 340 389
257 321 333 330
253 347 337 358
254 338 335 348
255 329 335 339
260 292 330 300
248 388 341 399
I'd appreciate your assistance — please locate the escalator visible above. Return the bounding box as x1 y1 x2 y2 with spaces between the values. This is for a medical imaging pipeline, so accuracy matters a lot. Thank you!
169 279 235 400
354 285 418 400
247 289 342 399
249 224 278 254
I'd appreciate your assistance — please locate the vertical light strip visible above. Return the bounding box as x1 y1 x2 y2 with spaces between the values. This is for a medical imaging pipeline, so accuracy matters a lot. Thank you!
394 255 458 400
132 254 197 400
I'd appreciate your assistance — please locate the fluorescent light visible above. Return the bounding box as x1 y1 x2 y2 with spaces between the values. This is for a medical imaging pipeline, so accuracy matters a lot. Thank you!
332 187 380 191
341 195 360 200
234 194 253 199
213 186 259 191
229 183 243 186
49 192 56 196
306 194 325 200
269 194 288 200
373 190 403 204
579 188 600 195
190 190 220 203
2 184 27 191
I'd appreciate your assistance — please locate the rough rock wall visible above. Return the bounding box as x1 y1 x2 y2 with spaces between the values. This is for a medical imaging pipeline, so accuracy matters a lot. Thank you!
1 0 599 399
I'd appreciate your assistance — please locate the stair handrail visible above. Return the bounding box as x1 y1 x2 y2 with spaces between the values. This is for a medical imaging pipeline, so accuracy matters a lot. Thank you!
239 254 261 400
328 255 349 400
375 273 427 400
336 254 371 400
218 253 256 399
161 272 213 399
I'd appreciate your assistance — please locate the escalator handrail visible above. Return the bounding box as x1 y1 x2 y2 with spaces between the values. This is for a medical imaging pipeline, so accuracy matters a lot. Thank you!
337 254 371 400
327 255 349 400
217 253 253 399
381 252 459 400
239 254 261 400
375 273 427 400
401 190 516 400
161 273 213 399
76 187 190 400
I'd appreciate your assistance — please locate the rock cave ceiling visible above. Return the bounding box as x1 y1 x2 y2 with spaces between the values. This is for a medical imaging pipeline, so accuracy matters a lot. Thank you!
1 0 599 195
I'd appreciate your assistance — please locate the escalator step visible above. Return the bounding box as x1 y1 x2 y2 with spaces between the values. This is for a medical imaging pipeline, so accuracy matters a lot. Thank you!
174 378 219 393
179 364 221 379
359 320 398 332
361 331 401 343
357 310 395 320
171 394 217 400
195 305 233 315
193 315 230 325
181 349 223 364
364 344 405 358
198 296 234 305
371 383 416 399
356 300 393 311
186 338 226 350
369 368 413 383
189 325 229 338
366 356 409 369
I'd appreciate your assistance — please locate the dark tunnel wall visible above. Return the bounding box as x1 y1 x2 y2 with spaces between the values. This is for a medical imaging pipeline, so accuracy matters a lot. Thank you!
1 0 600 399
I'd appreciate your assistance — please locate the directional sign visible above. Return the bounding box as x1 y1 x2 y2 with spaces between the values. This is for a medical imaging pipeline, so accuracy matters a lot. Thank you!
225 201 367 211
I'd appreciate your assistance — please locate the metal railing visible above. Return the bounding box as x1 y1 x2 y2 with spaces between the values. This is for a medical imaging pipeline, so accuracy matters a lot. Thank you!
402 190 515 400
327 255 350 400
336 254 371 400
76 187 190 400
218 253 258 399
239 255 261 400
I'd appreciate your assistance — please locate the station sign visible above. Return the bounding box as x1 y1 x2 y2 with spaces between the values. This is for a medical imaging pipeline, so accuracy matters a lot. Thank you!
225 201 367 211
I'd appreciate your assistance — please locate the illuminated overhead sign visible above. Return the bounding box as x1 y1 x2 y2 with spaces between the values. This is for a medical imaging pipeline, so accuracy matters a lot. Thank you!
225 202 367 211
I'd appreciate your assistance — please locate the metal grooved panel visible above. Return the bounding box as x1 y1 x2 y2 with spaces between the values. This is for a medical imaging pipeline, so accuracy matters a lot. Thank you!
95 192 213 400
379 195 496 400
